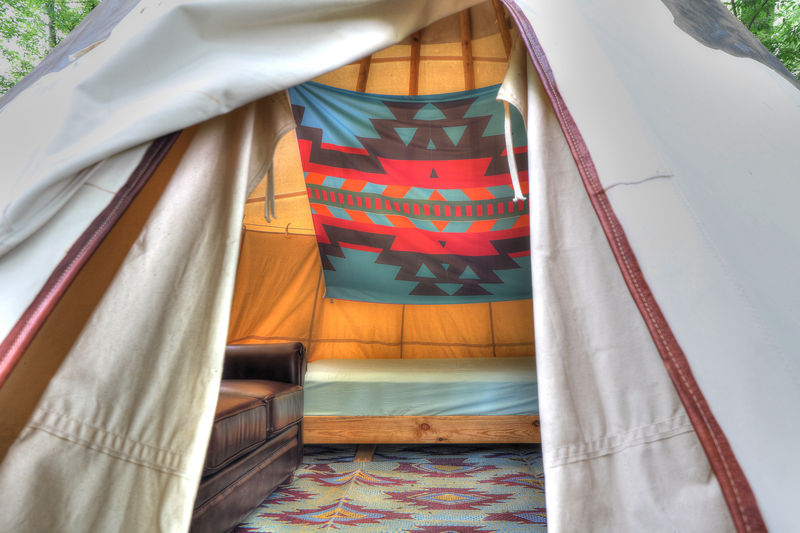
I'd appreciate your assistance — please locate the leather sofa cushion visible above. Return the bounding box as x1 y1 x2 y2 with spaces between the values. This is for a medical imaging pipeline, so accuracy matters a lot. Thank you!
194 425 299 512
204 394 267 476
203 380 303 477
218 380 303 433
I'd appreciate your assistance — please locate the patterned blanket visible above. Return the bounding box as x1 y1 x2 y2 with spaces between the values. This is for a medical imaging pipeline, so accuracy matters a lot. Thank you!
289 82 531 304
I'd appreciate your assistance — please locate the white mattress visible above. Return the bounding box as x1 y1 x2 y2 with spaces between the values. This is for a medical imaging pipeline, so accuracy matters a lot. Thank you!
304 357 538 416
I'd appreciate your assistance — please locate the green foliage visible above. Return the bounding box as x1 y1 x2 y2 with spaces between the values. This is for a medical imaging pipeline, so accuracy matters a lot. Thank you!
0 0 100 95
725 0 800 78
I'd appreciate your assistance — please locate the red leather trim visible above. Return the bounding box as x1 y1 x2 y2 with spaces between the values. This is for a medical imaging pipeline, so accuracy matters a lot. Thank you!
501 2 766 531
0 132 181 389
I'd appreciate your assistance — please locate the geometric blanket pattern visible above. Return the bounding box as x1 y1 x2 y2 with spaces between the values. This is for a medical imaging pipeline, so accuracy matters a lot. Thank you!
289 82 531 304
233 444 546 532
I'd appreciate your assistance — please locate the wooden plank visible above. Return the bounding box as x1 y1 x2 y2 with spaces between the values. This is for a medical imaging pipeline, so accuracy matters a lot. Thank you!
459 10 476 91
492 0 513 58
245 191 310 204
409 31 422 96
372 56 508 64
355 56 372 93
354 443 377 462
304 415 540 444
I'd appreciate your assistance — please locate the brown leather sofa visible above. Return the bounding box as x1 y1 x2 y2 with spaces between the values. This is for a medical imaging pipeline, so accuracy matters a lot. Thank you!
190 343 307 533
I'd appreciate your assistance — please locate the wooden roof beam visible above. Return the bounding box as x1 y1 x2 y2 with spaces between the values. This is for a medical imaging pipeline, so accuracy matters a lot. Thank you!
459 9 476 91
409 31 422 95
492 0 513 57
356 55 372 92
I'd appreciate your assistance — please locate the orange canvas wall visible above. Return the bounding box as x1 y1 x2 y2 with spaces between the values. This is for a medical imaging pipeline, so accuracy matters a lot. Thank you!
227 3 534 361
227 231 534 361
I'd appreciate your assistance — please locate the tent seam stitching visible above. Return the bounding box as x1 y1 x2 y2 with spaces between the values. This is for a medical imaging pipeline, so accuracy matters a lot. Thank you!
546 422 695 464
37 406 191 458
30 416 191 478
546 414 691 452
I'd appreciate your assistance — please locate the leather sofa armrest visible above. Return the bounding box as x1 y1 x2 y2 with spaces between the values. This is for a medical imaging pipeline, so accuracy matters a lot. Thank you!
222 343 307 386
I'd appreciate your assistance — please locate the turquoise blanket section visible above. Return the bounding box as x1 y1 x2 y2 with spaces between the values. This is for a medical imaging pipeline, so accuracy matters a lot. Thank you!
303 357 538 416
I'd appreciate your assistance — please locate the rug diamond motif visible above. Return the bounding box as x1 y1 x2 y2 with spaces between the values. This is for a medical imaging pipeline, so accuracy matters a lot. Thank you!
261 500 412 526
388 487 513 510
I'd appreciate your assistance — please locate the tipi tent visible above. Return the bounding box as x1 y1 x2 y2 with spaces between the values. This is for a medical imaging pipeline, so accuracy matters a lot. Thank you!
1 0 799 532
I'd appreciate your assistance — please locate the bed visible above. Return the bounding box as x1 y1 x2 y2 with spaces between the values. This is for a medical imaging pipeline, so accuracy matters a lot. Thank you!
303 357 540 444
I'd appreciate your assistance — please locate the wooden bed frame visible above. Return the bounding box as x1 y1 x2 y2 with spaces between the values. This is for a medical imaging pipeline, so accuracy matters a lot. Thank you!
304 415 540 444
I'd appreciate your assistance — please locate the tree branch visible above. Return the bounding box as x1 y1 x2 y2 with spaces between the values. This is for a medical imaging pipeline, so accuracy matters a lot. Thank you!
748 0 772 30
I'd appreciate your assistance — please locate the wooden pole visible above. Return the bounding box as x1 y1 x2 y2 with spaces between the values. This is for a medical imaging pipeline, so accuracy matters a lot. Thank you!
354 443 377 462
409 31 422 95
459 9 476 91
492 0 513 58
356 56 372 92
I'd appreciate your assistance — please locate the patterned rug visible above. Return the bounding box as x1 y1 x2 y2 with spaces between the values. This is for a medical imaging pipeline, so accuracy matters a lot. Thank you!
234 444 546 532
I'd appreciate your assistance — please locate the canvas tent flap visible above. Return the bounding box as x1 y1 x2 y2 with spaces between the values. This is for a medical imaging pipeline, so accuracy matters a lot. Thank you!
512 0 799 530
0 0 483 259
520 39 734 532
0 0 142 108
0 94 295 532
0 141 152 344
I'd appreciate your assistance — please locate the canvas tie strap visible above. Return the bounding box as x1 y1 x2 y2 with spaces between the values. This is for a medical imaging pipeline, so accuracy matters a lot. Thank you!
265 164 277 222
256 90 298 224
503 100 525 202
496 29 528 203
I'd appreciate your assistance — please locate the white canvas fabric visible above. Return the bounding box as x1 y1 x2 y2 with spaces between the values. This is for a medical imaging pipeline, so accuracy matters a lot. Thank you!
0 0 481 259
0 96 293 532
523 49 734 531
0 142 152 342
519 0 800 529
